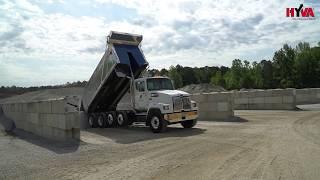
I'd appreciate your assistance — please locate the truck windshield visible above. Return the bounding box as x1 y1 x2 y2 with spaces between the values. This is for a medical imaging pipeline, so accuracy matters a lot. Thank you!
147 78 174 91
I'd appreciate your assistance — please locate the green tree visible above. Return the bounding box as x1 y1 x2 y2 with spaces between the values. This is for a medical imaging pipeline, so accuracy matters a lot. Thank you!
210 71 226 88
168 66 183 88
272 44 295 88
260 60 274 88
159 68 169 76
294 42 320 87
251 61 263 88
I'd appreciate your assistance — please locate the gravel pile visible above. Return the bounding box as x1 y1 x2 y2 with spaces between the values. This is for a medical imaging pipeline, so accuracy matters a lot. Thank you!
0 87 84 104
179 83 226 94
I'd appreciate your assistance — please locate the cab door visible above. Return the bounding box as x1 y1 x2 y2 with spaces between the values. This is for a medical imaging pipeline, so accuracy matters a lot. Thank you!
134 80 148 111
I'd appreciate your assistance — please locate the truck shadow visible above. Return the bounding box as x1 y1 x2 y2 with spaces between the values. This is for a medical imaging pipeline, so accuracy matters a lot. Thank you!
82 124 206 144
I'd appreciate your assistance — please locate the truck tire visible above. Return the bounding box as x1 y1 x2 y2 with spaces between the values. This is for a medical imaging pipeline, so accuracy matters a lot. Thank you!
97 113 106 128
148 111 168 133
88 114 98 128
116 111 128 127
181 119 197 128
106 112 116 127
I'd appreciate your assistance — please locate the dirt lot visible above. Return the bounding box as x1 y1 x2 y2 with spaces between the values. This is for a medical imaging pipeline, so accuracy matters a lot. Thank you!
1 106 320 180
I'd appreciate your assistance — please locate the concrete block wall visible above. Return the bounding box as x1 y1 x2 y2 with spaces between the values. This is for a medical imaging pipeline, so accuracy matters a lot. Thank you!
233 89 296 110
0 97 80 141
296 88 320 105
191 92 234 121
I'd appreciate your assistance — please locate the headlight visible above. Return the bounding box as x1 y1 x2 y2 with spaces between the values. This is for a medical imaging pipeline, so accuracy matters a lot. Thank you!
192 102 197 107
163 105 170 110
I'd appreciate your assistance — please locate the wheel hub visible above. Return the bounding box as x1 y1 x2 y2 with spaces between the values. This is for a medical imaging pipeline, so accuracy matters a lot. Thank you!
118 114 124 125
151 116 160 129
98 116 103 126
107 114 113 124
89 116 93 126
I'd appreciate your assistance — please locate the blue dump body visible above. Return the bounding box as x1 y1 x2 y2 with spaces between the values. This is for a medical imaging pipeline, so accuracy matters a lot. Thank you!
81 44 148 113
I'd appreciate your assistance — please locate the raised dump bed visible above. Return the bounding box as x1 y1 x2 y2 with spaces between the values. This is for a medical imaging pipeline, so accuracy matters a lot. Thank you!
81 31 148 113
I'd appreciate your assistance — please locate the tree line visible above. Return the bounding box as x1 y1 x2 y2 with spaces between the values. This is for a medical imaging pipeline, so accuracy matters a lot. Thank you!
149 41 320 89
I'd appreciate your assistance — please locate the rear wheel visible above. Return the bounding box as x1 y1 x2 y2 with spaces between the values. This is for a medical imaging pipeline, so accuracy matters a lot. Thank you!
149 111 167 133
117 111 129 127
181 119 197 128
106 112 116 127
88 114 98 128
97 113 106 128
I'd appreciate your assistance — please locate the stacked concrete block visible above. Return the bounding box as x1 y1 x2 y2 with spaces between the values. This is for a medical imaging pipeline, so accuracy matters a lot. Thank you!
191 92 234 121
296 88 320 105
233 89 296 110
0 97 80 141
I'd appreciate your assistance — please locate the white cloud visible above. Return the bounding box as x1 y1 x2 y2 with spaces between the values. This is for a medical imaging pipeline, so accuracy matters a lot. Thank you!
0 0 319 86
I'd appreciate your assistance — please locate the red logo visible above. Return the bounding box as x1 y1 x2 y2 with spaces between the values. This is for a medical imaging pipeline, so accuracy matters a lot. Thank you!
286 4 315 18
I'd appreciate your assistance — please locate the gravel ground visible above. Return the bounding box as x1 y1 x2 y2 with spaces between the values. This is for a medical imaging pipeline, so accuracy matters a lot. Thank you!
0 106 320 180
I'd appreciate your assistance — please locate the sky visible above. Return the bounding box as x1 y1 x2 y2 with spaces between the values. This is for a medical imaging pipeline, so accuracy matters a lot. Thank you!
0 0 319 87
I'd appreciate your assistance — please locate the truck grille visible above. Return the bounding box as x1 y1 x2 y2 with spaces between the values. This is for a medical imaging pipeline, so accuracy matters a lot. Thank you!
173 96 191 112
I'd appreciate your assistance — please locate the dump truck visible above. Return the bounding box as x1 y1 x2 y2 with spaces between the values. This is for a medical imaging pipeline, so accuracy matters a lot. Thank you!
81 31 198 133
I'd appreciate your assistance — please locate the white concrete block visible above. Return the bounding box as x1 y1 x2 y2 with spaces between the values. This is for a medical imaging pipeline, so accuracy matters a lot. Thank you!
234 98 248 104
249 97 264 104
190 94 207 103
282 96 294 103
22 104 28 112
197 111 207 120
41 126 53 139
207 92 232 102
217 102 228 111
253 90 267 97
10 104 15 112
296 89 309 95
263 103 293 110
234 104 248 110
248 104 266 110
296 94 310 104
206 111 233 120
235 91 251 98
72 128 80 140
27 103 39 113
199 102 217 111
27 113 39 125
79 111 88 129
38 101 52 113
265 96 282 104
51 100 66 113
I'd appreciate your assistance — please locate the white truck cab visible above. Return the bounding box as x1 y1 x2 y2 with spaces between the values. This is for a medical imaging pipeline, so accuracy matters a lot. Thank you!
118 76 199 133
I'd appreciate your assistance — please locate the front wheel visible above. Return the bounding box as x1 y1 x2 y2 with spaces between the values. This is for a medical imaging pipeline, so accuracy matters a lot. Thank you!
149 112 168 133
181 119 197 128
